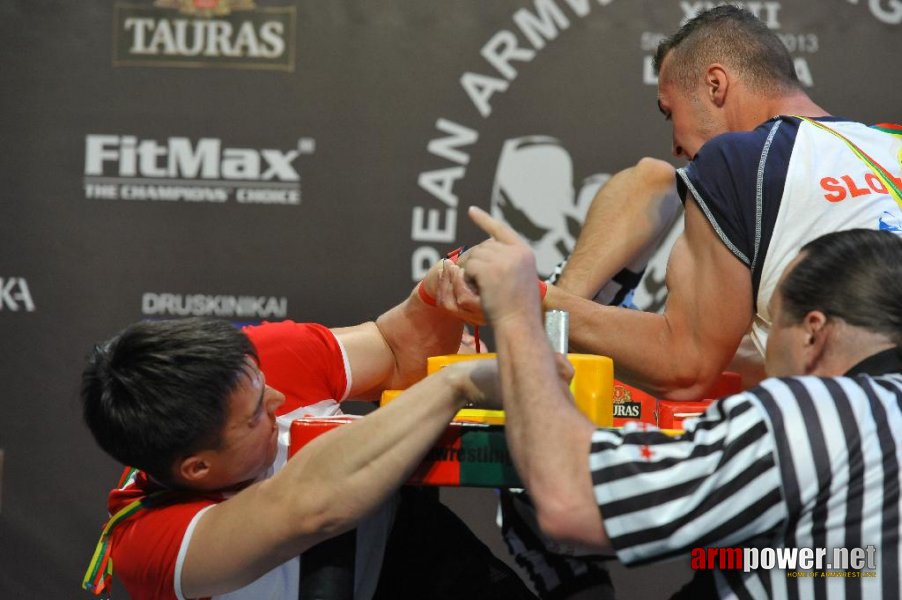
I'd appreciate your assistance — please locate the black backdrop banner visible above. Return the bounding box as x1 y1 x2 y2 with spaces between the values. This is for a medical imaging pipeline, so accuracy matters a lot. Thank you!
1 1 900 597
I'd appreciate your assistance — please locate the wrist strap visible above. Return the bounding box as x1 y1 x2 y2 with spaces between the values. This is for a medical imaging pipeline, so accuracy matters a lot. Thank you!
446 245 469 264
417 280 437 306
418 246 468 306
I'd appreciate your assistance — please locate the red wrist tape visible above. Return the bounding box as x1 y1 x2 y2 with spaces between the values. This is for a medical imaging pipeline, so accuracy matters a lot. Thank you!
418 280 437 306
446 245 468 264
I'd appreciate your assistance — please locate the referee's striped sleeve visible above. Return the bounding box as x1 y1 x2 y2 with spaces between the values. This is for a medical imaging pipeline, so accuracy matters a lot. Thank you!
590 393 787 566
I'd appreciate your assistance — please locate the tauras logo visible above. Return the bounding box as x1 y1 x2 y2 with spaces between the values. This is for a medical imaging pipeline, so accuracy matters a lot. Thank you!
612 384 642 418
84 134 311 205
142 292 287 319
613 403 641 418
114 0 296 70
0 278 35 312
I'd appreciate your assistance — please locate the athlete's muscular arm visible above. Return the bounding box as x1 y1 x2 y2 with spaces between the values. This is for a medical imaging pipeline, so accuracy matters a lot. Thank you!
545 198 753 399
330 259 464 399
556 157 681 299
431 158 680 318
181 359 497 597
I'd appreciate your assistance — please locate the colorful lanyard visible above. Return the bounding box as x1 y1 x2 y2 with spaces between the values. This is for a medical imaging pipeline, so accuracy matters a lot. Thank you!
796 116 902 209
82 468 172 597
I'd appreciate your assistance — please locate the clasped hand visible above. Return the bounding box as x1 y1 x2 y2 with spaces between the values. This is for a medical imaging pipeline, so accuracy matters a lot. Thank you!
436 206 544 329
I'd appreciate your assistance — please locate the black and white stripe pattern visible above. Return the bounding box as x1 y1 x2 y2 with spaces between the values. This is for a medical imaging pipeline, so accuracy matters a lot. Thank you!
591 373 902 599
498 489 613 599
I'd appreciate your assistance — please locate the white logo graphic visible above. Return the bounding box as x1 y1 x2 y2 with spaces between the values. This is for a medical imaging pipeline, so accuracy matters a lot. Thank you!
489 135 682 312
84 134 314 205
122 17 286 58
0 278 35 312
642 3 817 87
490 136 599 278
846 0 902 24
410 1 616 279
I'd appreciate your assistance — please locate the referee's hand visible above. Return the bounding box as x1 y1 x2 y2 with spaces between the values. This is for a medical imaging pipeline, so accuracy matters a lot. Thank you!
464 206 543 328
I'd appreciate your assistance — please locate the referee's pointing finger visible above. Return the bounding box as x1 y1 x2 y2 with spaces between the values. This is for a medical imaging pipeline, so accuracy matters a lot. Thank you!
468 206 520 244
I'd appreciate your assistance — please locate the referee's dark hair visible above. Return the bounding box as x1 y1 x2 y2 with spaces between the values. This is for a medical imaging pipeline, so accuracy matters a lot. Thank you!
778 229 902 348
653 5 800 95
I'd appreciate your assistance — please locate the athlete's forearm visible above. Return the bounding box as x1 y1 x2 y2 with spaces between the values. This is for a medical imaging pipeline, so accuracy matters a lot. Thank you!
558 158 680 298
276 366 469 533
375 260 464 390
543 285 723 399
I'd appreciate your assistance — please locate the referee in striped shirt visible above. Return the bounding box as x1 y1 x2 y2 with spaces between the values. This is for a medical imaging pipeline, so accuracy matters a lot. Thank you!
463 206 902 599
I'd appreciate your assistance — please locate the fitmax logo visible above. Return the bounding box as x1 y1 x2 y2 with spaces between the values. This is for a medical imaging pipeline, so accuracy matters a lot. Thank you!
85 135 301 181
0 278 35 312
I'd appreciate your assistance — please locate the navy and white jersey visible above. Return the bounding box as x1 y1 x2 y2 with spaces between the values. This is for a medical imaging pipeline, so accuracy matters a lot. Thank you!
590 349 902 599
676 117 902 355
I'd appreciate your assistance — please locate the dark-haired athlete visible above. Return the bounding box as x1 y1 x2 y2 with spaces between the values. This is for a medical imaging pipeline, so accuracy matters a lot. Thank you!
81 257 536 600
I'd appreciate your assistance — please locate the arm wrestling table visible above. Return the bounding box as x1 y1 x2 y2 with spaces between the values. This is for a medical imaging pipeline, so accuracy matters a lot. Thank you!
290 350 740 599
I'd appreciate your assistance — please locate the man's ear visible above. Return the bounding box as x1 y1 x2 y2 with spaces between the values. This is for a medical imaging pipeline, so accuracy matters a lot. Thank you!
705 64 729 107
176 454 212 484
801 310 829 373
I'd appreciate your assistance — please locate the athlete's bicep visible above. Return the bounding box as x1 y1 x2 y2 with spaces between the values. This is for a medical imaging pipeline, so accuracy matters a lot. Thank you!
331 322 395 399
661 199 753 397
